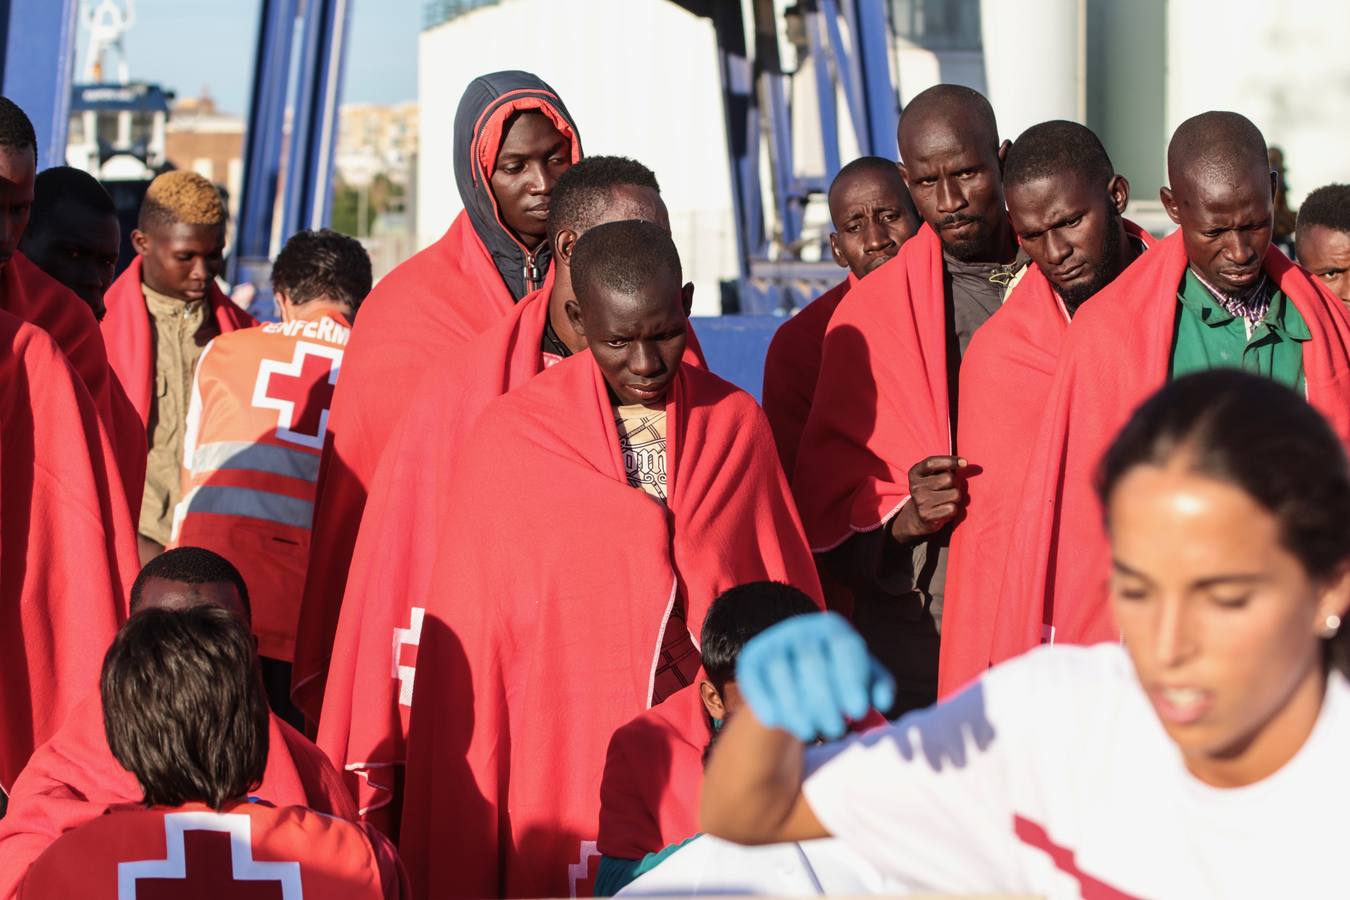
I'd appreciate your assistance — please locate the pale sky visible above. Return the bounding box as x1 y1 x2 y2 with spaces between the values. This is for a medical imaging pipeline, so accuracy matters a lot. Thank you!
76 0 421 115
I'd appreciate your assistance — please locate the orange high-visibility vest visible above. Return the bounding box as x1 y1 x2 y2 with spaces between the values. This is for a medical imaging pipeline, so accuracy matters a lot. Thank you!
171 308 350 661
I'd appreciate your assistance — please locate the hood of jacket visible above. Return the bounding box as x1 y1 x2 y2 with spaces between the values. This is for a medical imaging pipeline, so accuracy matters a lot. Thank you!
453 70 582 301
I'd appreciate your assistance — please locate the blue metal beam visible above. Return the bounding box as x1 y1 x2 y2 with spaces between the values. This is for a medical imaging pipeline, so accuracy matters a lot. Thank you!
844 0 899 155
233 0 301 285
282 0 352 237
0 0 79 169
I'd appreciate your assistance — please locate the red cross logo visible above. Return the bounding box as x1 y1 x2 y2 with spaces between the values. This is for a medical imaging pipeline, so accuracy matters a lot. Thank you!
391 606 424 708
252 341 343 449
118 812 302 899
568 840 600 898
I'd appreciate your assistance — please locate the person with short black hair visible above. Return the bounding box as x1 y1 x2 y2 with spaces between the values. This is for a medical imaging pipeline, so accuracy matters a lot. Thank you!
0 546 359 897
791 85 1030 717
102 169 258 564
311 156 682 836
703 370 1350 898
990 111 1350 670
19 166 120 320
1295 183 1350 305
762 157 919 477
167 229 369 723
398 220 822 898
940 120 1153 698
18 606 407 898
594 582 821 896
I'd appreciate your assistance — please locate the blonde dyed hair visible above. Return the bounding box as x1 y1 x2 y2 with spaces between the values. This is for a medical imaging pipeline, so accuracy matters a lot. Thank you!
139 170 226 231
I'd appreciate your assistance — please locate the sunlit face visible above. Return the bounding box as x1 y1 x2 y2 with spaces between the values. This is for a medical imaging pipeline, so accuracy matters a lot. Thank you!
1108 462 1349 786
1007 171 1129 310
490 111 572 249
132 220 225 302
827 169 920 278
1161 166 1275 295
0 145 36 268
899 118 1007 262
1297 225 1350 306
566 273 693 409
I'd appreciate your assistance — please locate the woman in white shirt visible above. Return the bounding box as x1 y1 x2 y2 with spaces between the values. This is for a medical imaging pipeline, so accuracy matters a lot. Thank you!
702 370 1350 899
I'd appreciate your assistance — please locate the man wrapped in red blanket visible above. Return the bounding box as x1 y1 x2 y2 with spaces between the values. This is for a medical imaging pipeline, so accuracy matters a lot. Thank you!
398 221 822 899
992 111 1350 666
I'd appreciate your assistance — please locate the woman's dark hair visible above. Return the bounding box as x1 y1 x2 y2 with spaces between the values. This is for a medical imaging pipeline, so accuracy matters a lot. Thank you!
701 581 821 691
1098 371 1350 664
101 606 269 810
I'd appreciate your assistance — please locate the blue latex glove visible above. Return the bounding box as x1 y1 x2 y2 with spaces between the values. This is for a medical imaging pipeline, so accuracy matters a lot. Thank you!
735 612 895 742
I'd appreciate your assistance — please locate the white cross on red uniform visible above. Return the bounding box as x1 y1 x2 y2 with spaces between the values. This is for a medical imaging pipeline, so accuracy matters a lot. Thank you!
118 812 302 899
252 341 343 449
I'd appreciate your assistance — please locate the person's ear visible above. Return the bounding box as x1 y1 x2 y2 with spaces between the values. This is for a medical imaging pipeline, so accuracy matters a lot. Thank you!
1159 185 1182 226
897 161 910 189
1269 169 1279 203
564 297 586 336
997 139 1011 170
1316 562 1350 633
1108 175 1131 215
554 227 579 267
680 281 695 317
699 681 726 721
829 232 847 269
131 228 150 256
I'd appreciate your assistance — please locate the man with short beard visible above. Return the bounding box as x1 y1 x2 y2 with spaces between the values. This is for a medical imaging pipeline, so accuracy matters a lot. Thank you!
791 84 1028 714
940 120 1150 697
991 111 1350 666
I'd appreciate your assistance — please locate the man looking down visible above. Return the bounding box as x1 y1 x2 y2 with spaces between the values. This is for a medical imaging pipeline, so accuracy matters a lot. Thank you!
102 170 257 563
314 156 688 835
292 71 582 720
19 166 120 321
991 111 1350 666
762 156 920 476
940 120 1151 697
397 220 821 899
791 84 1028 714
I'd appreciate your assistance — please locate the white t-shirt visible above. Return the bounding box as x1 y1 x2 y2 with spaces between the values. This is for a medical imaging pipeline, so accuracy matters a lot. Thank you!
802 643 1350 899
617 835 897 897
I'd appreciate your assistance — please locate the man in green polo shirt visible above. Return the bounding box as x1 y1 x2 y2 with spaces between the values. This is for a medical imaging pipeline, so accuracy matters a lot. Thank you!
1161 111 1306 390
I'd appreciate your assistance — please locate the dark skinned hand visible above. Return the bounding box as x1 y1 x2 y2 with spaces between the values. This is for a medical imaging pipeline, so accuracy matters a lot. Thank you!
889 455 969 543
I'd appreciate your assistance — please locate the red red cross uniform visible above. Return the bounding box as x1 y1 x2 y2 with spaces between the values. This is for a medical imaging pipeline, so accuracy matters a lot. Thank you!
18 799 406 899
170 309 350 662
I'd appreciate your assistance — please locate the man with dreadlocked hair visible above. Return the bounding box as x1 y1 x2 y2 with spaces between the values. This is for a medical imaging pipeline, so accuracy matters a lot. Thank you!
0 97 146 517
102 170 256 563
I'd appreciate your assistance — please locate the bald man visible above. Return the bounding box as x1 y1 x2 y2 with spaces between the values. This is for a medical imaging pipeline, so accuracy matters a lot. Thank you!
791 85 1029 714
940 120 1152 696
990 111 1350 665
1295 184 1350 306
102 171 256 562
762 157 919 477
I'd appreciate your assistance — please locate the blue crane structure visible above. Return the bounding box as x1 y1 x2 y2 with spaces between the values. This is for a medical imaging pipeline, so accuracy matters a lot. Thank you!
0 0 903 391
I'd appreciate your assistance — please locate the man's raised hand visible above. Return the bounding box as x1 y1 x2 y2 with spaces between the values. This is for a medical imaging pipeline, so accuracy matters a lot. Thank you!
735 612 895 742
890 454 969 542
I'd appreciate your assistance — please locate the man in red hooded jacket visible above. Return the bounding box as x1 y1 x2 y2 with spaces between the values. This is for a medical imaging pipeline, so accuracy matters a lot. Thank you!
939 120 1150 698
0 547 357 900
292 71 582 720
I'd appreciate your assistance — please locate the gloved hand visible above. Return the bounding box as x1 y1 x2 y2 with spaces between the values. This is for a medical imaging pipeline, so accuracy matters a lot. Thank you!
735 611 895 742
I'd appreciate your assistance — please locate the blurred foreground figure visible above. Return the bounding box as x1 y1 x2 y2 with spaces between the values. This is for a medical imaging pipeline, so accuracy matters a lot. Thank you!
705 371 1350 899
18 603 405 899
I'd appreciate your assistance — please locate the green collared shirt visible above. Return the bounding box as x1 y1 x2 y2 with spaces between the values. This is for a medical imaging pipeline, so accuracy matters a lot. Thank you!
1169 268 1309 393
